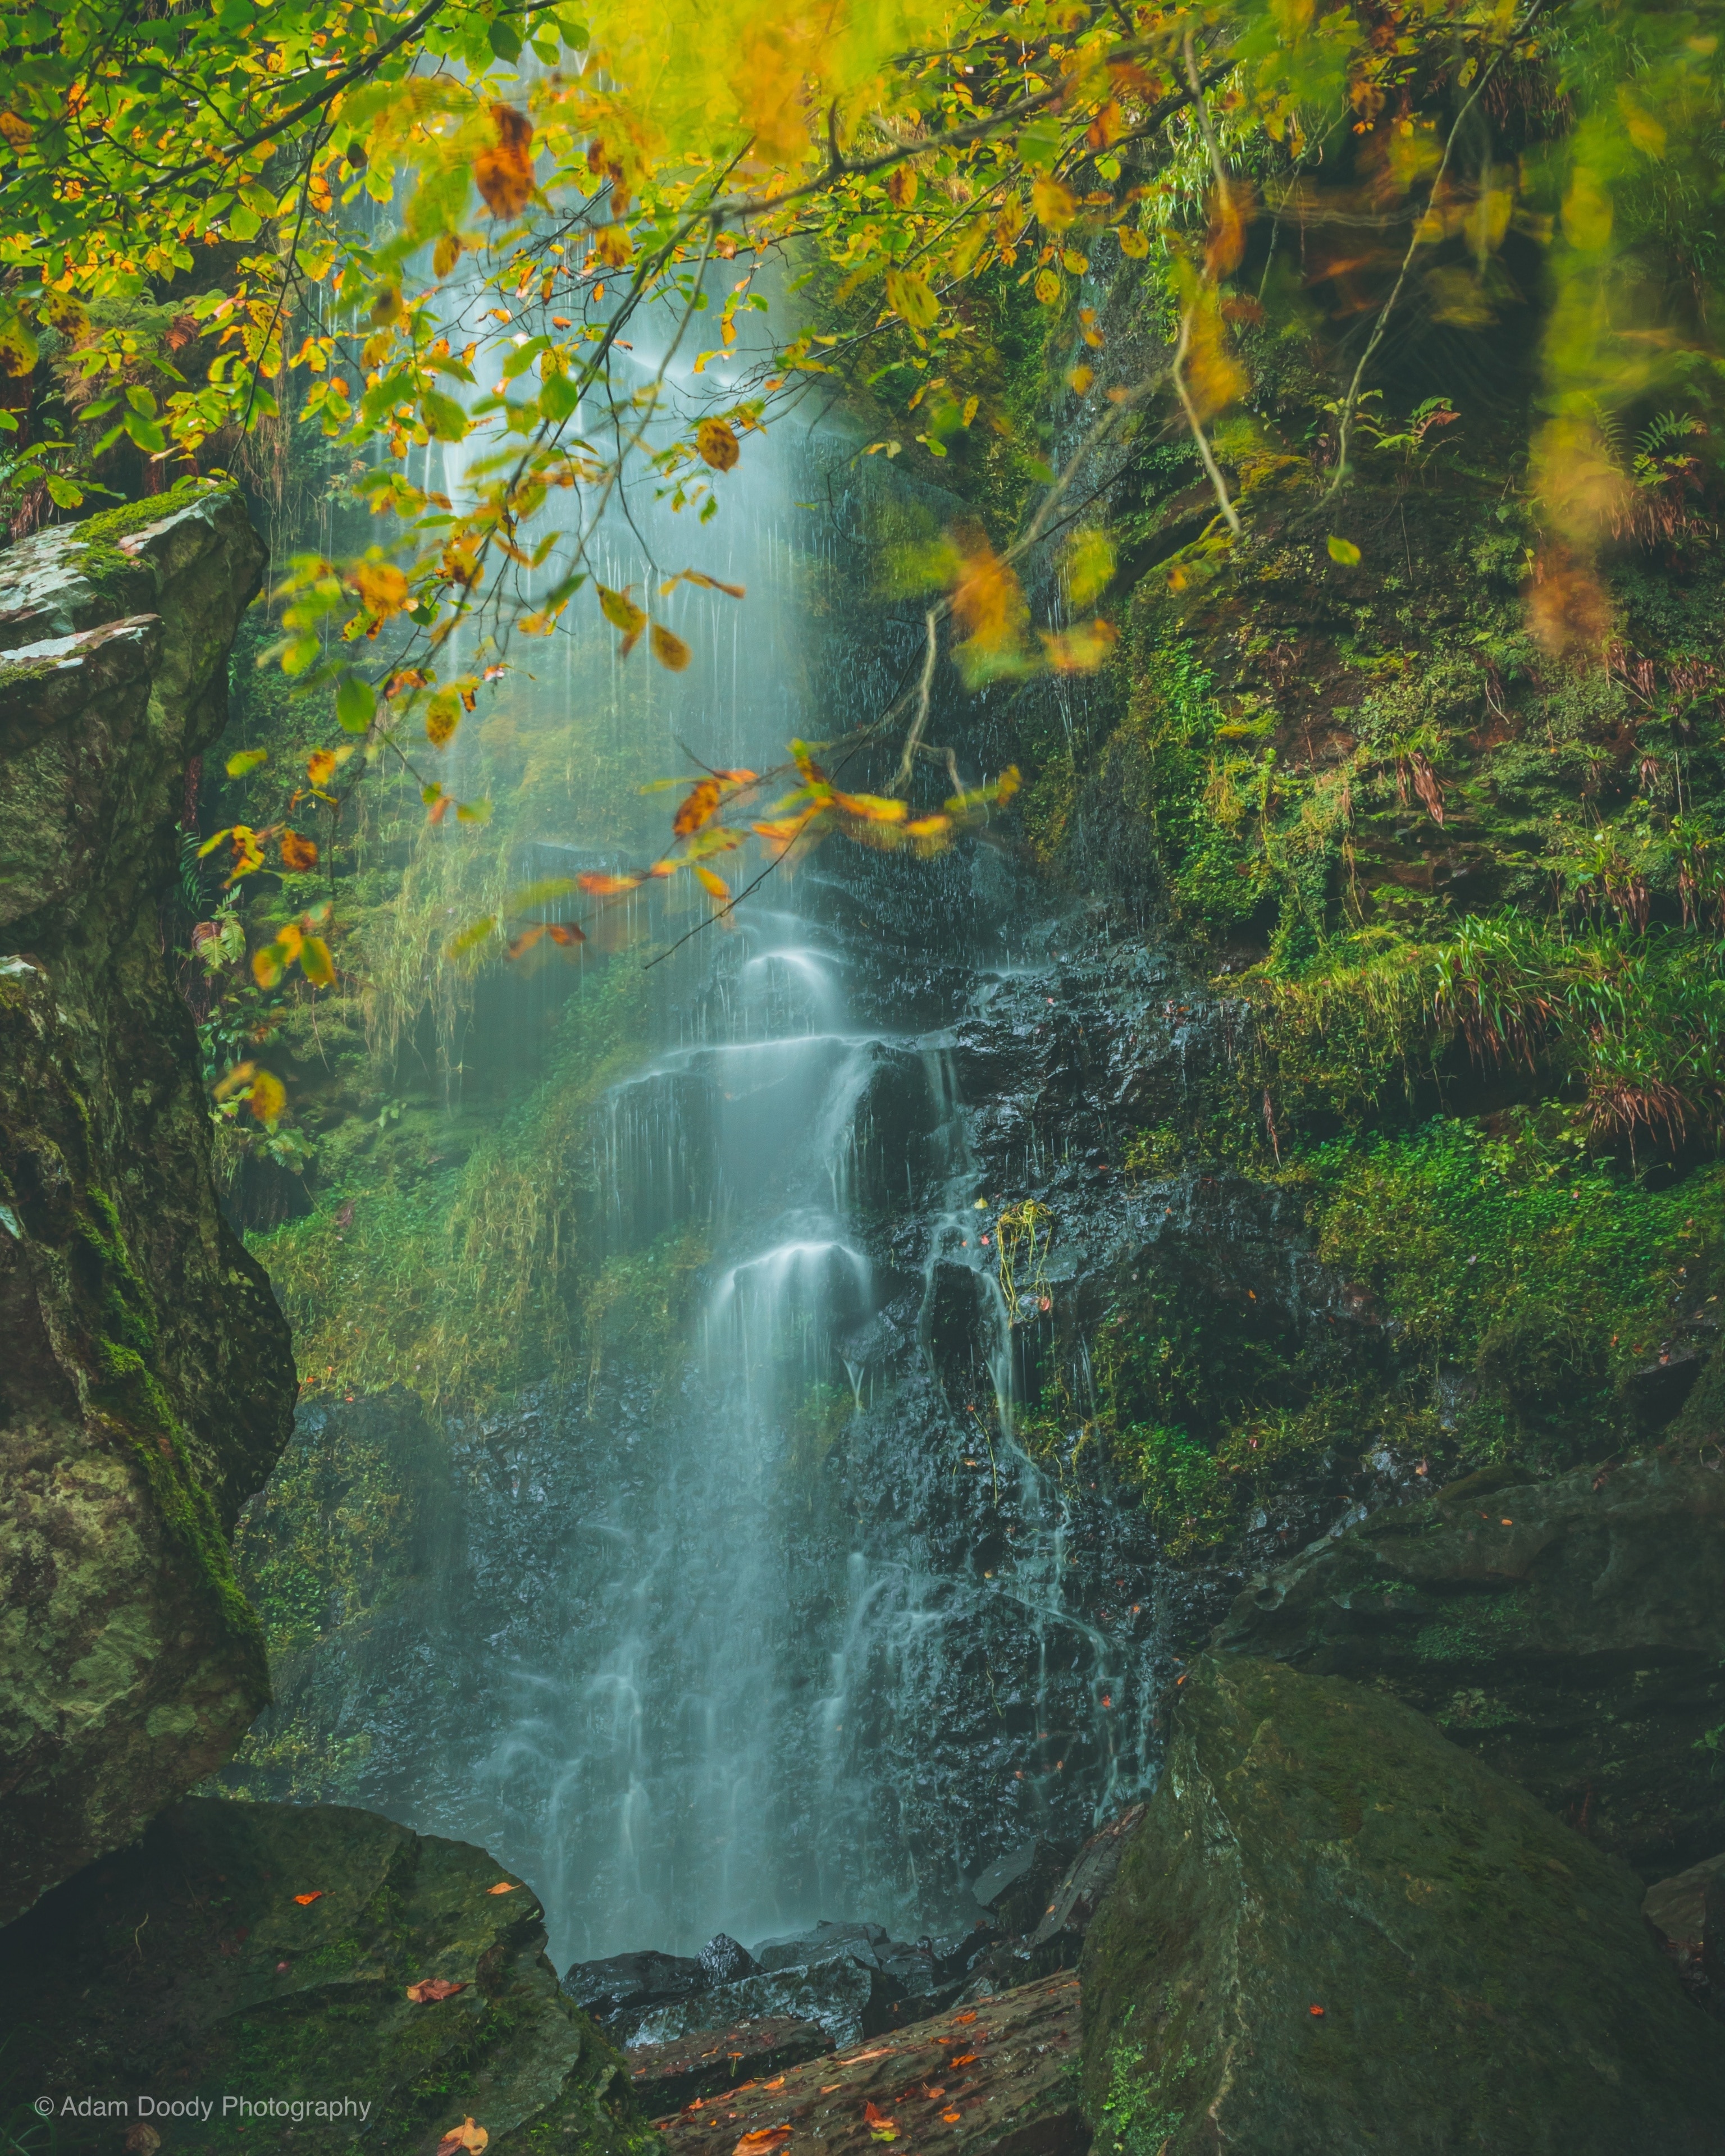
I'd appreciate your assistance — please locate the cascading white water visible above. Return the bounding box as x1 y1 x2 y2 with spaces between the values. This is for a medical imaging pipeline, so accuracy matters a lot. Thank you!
323 274 1166 1973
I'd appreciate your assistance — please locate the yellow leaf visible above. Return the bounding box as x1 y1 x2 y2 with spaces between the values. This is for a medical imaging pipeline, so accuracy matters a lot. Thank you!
1326 535 1362 565
426 691 462 748
650 622 691 671
212 1061 256 1102
433 232 462 279
1116 225 1149 259
1034 269 1062 306
598 583 647 634
695 418 740 471
448 916 500 957
348 561 410 619
1041 618 1120 673
307 750 336 786
1032 176 1076 231
248 1070 286 1127
300 936 336 988
226 747 268 778
883 267 940 330
1068 364 1094 396
252 943 285 989
695 865 731 902
1061 250 1089 276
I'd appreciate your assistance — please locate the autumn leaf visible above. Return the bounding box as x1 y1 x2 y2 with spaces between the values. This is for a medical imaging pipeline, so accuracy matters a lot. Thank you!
1032 176 1076 230
486 1881 518 1895
1040 618 1120 673
1204 181 1252 280
883 267 939 331
406 1979 468 2003
448 916 499 957
435 2118 489 2156
300 937 337 988
307 750 337 787
433 232 462 279
249 1070 286 1127
942 2112 962 2125
950 2054 979 2067
252 942 285 989
226 746 268 778
864 2102 897 2142
1116 225 1150 259
884 165 918 209
426 691 462 748
696 418 740 471
578 871 644 896
695 865 731 902
651 622 691 671
598 583 647 636
833 791 907 824
546 922 586 948
1326 535 1362 565
476 103 534 218
348 561 410 619
1034 268 1062 305
291 1890 322 1906
734 2131 792 2156
673 778 723 838
1409 748 1446 826
508 925 547 958
280 829 319 873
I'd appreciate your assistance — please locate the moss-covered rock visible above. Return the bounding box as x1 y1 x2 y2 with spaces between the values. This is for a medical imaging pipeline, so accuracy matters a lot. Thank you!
1211 1449 1725 1875
0 481 296 1925
0 1797 654 2156
1079 1654 1725 2156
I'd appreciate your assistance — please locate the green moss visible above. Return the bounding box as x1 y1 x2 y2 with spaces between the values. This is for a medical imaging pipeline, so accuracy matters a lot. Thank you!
71 474 238 548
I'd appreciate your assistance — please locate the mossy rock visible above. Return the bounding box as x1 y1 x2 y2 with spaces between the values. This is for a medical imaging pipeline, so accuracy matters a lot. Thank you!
1080 1655 1725 2155
1212 1449 1725 1875
0 1797 655 2156
0 485 296 1924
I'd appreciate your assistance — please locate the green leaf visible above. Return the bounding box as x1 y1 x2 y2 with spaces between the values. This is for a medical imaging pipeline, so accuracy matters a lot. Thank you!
487 16 522 59
539 371 579 423
1326 535 1362 565
336 674 376 733
228 202 262 241
225 746 269 777
44 475 83 507
422 389 470 442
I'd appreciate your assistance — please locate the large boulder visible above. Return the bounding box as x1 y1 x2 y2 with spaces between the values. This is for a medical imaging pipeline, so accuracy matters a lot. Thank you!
0 1797 651 2156
1080 1655 1725 2155
1212 1450 1725 1874
0 482 295 1925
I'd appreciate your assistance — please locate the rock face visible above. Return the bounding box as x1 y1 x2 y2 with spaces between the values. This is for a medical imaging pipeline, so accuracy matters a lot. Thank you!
1080 1655 1725 2156
0 1797 652 2156
1644 1853 1725 2017
1212 1450 1725 1875
0 483 295 1926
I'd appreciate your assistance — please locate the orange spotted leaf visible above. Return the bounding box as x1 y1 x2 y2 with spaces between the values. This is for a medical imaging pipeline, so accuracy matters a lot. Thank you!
279 829 319 873
673 778 723 838
476 104 534 218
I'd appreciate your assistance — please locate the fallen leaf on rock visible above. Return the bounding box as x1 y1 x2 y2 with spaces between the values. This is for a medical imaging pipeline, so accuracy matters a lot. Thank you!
864 2102 897 2139
920 2086 944 2100
733 2130 791 2156
952 2012 977 2025
763 2079 786 2092
293 1892 323 1906
942 2112 962 2125
951 2054 979 2067
487 1881 518 1895
436 2118 489 2156
407 1979 468 2003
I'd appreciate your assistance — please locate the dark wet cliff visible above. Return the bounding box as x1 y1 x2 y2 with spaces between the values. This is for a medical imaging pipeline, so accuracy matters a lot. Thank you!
0 482 296 1926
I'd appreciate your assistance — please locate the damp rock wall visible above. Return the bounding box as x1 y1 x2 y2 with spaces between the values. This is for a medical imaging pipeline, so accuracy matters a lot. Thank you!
0 482 296 1925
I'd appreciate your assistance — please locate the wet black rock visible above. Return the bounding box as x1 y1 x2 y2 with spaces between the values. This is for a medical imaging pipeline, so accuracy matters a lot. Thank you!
622 1954 889 2050
1025 1803 1145 1973
698 1931 758 1984
564 1947 706 2021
